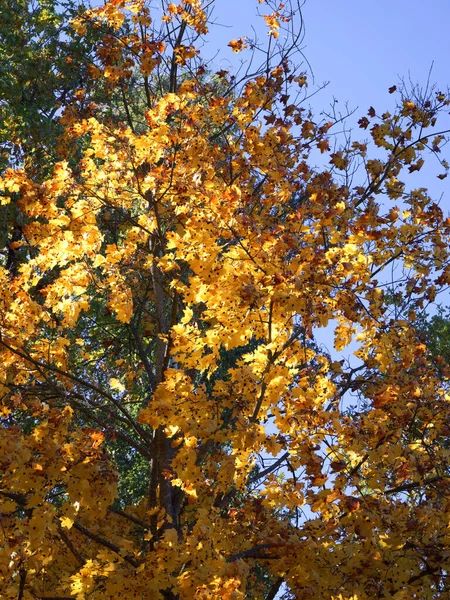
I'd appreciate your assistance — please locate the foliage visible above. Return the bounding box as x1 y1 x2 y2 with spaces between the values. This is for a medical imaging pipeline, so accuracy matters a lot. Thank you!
0 0 103 173
1 1 450 599
417 307 450 369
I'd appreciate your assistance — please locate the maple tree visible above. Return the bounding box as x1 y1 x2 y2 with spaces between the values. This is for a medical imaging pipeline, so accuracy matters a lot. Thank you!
2 1 450 598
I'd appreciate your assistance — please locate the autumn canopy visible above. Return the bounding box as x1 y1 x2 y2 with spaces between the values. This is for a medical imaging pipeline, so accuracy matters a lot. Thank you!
1 1 450 598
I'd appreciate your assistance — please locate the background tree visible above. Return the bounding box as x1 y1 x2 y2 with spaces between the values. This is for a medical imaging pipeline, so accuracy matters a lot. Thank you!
1 1 450 599
417 307 450 369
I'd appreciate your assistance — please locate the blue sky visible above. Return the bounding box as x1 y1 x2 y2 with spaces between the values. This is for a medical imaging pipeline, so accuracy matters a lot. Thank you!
207 0 450 122
204 0 450 211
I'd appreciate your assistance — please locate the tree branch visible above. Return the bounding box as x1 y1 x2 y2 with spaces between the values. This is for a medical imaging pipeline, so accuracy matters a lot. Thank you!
0 336 149 446
109 506 150 530
57 525 85 565
18 567 26 600
248 452 290 486
384 475 445 496
72 521 140 568
265 577 284 600
227 543 280 562
129 320 157 391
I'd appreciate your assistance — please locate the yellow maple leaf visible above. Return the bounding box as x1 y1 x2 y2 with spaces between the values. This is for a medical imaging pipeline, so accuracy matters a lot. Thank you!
60 516 74 529
109 378 125 392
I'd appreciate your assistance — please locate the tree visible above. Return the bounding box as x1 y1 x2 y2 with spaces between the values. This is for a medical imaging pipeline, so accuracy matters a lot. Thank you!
417 307 450 371
0 0 106 173
1 1 450 598
0 0 109 287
